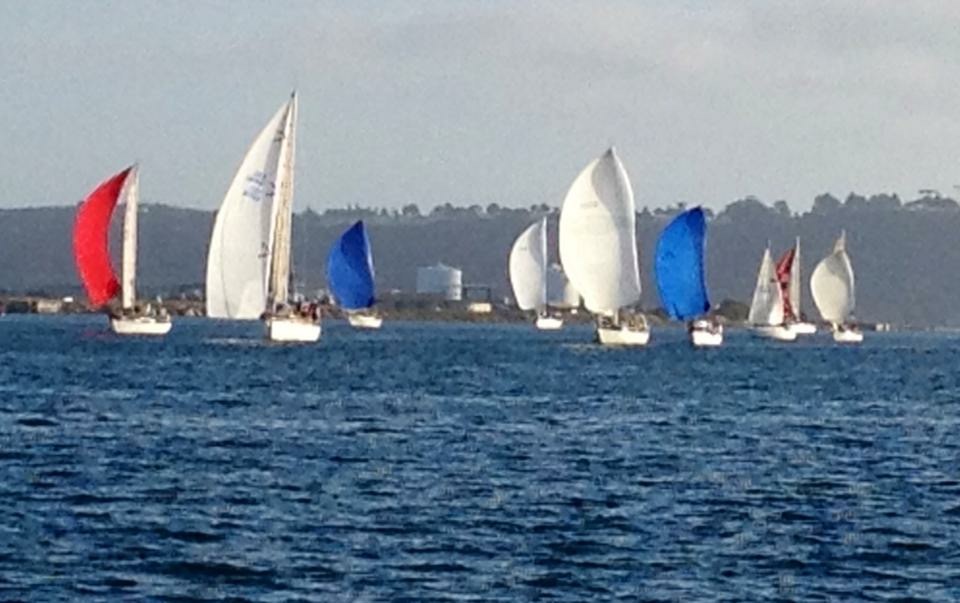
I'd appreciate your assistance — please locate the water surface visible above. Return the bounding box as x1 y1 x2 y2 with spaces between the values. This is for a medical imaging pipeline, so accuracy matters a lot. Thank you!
1 315 958 601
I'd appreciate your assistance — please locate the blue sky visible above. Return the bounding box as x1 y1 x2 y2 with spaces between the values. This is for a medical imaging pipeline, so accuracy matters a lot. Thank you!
2 0 959 211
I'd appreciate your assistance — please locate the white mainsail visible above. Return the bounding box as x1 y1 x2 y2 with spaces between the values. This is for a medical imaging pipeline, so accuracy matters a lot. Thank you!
509 218 547 311
546 263 580 309
810 231 855 324
206 97 292 319
748 247 784 326
558 147 641 315
120 164 140 310
789 237 801 318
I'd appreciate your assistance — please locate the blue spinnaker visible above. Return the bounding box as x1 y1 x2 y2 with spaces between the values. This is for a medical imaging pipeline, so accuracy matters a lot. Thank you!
654 207 710 321
326 220 376 310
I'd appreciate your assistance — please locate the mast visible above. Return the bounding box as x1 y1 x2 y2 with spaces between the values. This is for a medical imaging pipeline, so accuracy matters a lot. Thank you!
121 165 139 310
267 92 297 309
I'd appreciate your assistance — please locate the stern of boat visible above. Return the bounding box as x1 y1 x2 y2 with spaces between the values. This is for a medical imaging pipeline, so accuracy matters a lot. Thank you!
110 316 173 336
265 316 322 343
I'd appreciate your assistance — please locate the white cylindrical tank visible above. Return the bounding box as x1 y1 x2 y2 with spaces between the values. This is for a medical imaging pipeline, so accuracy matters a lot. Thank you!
416 263 463 300
546 263 580 309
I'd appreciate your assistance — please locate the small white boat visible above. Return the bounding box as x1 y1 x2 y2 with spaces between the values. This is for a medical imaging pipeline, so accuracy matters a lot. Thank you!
789 321 817 335
347 313 383 329
265 316 322 343
747 246 796 342
690 319 724 347
558 148 649 346
73 165 173 336
832 326 864 343
754 324 796 341
111 314 172 336
597 315 651 345
811 230 861 345
535 314 563 330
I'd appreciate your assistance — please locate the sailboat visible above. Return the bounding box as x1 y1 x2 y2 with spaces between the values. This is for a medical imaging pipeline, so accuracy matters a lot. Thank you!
654 207 722 347
558 148 649 345
776 238 817 335
509 217 562 329
327 220 382 329
811 230 862 343
73 165 172 336
747 246 796 341
205 92 320 342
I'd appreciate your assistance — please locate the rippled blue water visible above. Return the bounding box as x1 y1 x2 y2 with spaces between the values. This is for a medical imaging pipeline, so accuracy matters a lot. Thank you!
1 315 959 601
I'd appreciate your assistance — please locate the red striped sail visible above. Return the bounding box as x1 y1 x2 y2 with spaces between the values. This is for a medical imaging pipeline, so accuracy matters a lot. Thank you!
775 247 796 321
72 168 132 307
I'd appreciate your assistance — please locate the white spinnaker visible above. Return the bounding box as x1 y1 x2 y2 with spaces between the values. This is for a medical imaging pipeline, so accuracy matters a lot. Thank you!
509 218 547 311
546 263 580 309
558 148 641 315
810 231 855 324
120 165 139 310
206 99 290 319
267 93 297 308
790 237 801 317
748 247 784 325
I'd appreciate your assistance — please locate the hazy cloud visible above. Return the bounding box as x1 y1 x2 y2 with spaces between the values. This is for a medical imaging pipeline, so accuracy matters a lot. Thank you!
1 0 958 211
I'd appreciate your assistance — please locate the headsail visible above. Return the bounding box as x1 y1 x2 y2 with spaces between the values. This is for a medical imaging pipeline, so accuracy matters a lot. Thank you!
748 247 784 326
73 167 133 308
546 263 580 309
558 147 641 315
654 207 710 321
509 218 547 311
810 231 855 323
326 220 376 311
775 243 797 321
205 96 292 319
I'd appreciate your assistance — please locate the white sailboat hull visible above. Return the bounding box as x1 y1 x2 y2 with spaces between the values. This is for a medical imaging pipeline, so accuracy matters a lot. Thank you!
597 325 650 346
265 317 321 342
347 313 383 329
752 324 797 342
833 327 863 344
789 321 817 335
110 316 172 336
690 321 723 347
535 316 564 330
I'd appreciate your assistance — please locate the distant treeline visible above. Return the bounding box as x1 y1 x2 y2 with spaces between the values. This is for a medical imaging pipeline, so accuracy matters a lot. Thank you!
305 190 959 224
1 190 959 327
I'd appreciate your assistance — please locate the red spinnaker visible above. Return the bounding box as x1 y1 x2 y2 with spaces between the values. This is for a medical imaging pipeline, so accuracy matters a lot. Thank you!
775 248 796 321
73 168 131 307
